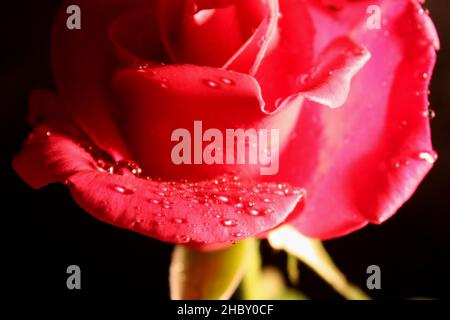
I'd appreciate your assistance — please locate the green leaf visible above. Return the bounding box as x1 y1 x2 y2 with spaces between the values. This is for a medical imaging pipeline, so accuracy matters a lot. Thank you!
170 239 255 300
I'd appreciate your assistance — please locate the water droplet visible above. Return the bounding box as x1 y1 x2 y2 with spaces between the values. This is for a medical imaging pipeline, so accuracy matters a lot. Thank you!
204 79 220 89
417 151 438 164
221 219 237 227
176 235 191 243
393 158 411 169
216 195 229 203
423 109 436 119
45 131 52 137
160 81 168 89
263 198 272 203
138 63 150 70
162 200 173 209
247 208 261 216
172 218 187 224
220 77 235 85
292 188 305 196
150 199 160 205
422 73 428 80
115 160 142 176
231 232 243 238
113 185 136 195
97 159 115 174
234 202 244 209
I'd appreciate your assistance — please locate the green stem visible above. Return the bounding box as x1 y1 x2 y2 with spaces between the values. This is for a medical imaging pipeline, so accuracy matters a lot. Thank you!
239 239 262 300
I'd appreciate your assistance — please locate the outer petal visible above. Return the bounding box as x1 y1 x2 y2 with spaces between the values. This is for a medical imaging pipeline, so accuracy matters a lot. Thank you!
287 0 438 238
13 119 305 246
52 0 161 160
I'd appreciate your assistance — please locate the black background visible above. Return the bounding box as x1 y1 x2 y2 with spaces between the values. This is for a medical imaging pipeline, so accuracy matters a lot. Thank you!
1 1 449 300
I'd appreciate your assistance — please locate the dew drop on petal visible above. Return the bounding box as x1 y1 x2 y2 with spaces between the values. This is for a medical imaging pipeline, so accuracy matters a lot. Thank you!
160 81 169 89
162 200 173 209
221 219 237 227
220 77 235 85
423 109 436 120
172 218 187 224
417 151 438 164
217 195 229 203
113 185 136 195
176 235 191 243
234 202 244 209
247 208 261 216
204 79 220 89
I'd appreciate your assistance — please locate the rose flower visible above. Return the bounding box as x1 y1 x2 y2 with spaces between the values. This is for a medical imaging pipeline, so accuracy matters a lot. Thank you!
14 0 438 248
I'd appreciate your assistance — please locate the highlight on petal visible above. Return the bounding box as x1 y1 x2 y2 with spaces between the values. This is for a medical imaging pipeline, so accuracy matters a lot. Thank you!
13 119 305 246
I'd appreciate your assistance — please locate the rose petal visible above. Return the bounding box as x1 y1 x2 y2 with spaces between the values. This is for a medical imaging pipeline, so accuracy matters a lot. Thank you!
13 120 305 245
268 36 370 112
284 0 438 238
108 9 167 67
158 0 267 68
222 0 279 74
253 0 315 111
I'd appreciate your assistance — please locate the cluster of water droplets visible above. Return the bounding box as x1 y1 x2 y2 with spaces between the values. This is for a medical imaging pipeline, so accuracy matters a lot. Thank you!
203 77 236 90
136 62 237 93
392 150 437 170
108 173 304 244
97 159 143 176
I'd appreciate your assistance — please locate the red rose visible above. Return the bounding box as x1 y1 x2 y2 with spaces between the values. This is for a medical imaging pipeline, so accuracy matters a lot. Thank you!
14 0 438 247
